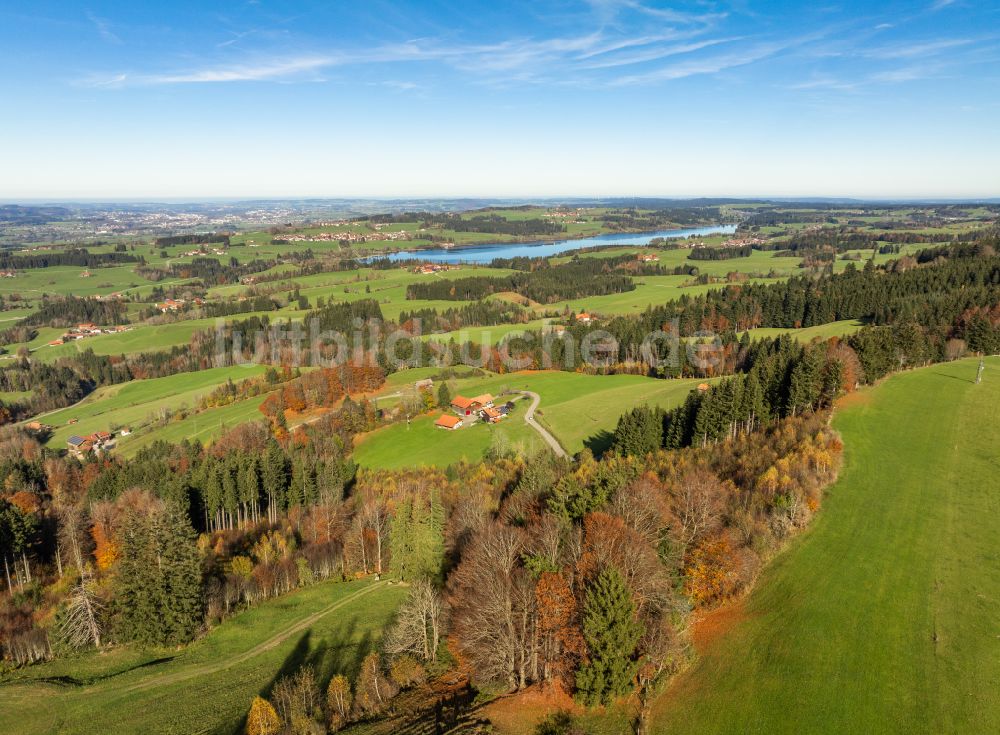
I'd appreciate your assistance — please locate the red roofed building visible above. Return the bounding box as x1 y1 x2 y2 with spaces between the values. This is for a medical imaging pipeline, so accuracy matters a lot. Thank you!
435 414 463 430
450 395 477 415
481 406 504 424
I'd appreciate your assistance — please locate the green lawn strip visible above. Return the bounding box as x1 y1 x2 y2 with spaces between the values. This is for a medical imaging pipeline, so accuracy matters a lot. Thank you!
651 356 1000 734
35 366 267 446
0 579 404 735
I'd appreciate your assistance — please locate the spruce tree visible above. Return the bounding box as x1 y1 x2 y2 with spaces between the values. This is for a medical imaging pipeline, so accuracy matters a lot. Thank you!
158 503 203 645
437 381 451 409
575 567 644 706
113 510 162 646
113 504 202 646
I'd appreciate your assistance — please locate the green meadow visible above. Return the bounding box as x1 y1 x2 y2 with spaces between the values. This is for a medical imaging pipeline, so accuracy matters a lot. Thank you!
117 393 271 457
653 356 1000 734
354 404 546 469
742 319 866 343
354 370 716 468
0 578 403 735
35 365 267 447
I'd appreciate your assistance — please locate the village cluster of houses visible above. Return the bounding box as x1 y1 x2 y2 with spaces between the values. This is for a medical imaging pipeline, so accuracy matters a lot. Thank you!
435 392 515 430
543 208 587 222
276 230 411 244
722 236 767 248
48 322 131 346
637 253 659 263
177 247 227 256
155 297 204 313
411 263 458 275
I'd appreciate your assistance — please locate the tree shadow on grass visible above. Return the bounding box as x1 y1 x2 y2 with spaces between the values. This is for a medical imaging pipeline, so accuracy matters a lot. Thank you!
225 615 378 735
311 616 373 686
227 631 313 735
28 655 178 687
584 429 614 458
930 370 976 384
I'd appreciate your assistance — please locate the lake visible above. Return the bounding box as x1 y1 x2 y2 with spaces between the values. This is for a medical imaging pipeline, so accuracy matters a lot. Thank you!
375 224 737 264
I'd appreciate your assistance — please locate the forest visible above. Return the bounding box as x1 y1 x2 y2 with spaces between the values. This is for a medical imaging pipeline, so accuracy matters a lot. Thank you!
0 248 138 270
405 260 636 303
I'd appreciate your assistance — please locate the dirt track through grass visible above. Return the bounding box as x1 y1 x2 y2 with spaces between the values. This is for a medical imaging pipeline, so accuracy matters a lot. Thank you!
125 581 386 693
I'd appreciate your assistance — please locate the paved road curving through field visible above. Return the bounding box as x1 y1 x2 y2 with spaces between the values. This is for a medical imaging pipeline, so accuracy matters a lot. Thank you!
513 390 568 459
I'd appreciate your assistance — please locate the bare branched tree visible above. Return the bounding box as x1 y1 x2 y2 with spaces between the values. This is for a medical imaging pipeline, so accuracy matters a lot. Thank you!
58 575 104 649
385 577 446 662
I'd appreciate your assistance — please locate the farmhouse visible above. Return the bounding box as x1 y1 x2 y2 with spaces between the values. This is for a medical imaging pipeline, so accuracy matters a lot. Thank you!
435 414 463 430
414 378 434 390
67 431 114 457
471 393 494 408
450 395 477 415
637 253 659 262
450 393 494 417
576 312 593 324
156 298 186 312
481 406 504 424
66 435 92 457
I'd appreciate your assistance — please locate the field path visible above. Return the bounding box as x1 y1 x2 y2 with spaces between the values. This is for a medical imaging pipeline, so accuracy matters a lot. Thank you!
124 580 387 694
515 390 568 458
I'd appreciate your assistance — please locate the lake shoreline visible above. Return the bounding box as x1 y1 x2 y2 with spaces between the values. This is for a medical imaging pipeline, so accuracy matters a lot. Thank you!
368 223 738 264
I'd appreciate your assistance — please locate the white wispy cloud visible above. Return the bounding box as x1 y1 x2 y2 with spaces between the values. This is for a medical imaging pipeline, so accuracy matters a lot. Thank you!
868 38 973 59
788 75 859 91
578 38 738 69
869 65 938 83
149 55 334 83
584 0 724 26
930 0 957 10
93 27 746 88
609 40 794 85
81 55 336 87
86 11 121 44
74 3 845 91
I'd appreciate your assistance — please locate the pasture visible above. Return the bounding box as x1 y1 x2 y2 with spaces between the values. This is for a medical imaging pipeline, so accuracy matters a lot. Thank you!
34 365 268 448
354 370 715 468
741 319 866 343
0 578 403 735
117 393 271 457
652 356 1000 734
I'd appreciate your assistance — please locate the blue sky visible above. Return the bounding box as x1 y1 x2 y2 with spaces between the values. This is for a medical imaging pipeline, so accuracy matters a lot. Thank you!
1 0 998 199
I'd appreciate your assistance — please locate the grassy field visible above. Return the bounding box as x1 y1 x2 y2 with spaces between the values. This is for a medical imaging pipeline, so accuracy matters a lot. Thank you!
34 366 267 447
652 355 1000 734
0 578 403 735
354 403 546 469
25 309 309 363
354 370 715 468
742 319 866 343
117 393 270 457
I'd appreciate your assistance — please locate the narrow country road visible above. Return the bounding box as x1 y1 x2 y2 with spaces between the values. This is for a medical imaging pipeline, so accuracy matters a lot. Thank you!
513 390 568 458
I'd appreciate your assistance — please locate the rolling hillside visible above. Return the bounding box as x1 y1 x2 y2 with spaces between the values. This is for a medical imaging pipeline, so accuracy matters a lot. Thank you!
652 356 1000 734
